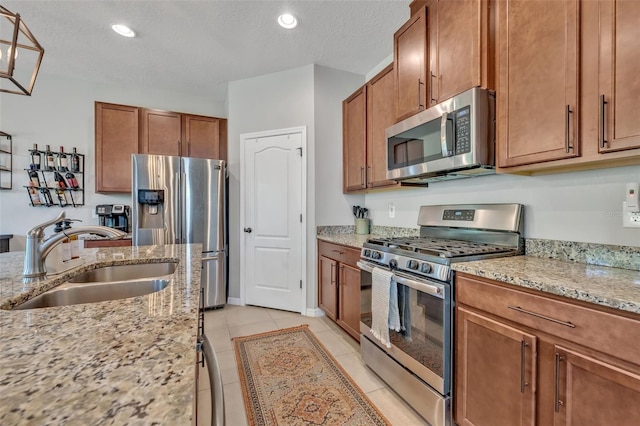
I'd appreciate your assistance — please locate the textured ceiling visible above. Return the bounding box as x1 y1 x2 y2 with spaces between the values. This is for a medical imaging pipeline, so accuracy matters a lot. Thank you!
3 0 410 103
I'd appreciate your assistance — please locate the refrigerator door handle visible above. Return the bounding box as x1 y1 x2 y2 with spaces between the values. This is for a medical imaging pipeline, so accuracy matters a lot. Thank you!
181 171 187 243
175 172 181 244
202 256 219 261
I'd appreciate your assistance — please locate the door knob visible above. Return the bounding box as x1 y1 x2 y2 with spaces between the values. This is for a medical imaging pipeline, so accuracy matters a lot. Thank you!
244 227 252 233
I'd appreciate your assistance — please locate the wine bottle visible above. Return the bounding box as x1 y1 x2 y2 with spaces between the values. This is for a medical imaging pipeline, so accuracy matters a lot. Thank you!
58 146 68 172
56 188 68 206
40 188 54 205
65 172 79 189
45 145 55 171
31 143 41 170
28 170 41 187
28 187 42 205
71 147 80 173
54 171 67 190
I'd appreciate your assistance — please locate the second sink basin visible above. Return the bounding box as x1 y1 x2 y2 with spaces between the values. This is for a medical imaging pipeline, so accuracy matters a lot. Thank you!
67 262 178 283
14 278 171 310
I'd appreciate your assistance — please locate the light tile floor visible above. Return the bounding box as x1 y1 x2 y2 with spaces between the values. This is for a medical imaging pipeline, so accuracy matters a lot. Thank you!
197 305 428 426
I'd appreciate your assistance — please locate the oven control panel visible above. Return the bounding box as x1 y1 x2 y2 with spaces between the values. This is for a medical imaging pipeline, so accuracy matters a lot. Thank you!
360 247 450 282
442 209 475 221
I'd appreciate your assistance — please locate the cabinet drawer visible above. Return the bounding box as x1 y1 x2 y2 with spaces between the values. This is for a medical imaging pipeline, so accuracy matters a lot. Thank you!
84 239 132 248
317 240 360 267
456 273 640 366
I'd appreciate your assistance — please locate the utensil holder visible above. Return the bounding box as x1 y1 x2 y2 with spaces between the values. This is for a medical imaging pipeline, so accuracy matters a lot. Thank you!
355 218 370 235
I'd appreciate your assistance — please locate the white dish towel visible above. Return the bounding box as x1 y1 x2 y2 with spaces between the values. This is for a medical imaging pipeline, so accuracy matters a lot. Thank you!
371 267 394 348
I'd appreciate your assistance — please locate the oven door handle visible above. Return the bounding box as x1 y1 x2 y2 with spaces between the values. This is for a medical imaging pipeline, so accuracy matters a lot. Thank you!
357 261 445 299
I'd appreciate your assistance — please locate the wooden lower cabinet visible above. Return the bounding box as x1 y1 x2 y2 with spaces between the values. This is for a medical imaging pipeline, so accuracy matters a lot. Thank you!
318 255 338 321
317 240 361 341
554 346 640 426
455 273 640 426
84 239 132 248
456 307 536 426
337 263 361 340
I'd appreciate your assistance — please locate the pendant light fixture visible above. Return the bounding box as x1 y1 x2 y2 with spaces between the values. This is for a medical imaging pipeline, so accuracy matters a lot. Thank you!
0 6 45 96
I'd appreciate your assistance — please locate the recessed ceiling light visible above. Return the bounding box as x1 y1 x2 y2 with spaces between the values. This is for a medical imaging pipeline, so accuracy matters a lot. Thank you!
277 13 297 29
111 24 135 38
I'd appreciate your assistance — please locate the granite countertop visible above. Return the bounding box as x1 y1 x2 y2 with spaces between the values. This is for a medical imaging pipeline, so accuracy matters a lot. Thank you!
0 244 202 425
317 232 640 315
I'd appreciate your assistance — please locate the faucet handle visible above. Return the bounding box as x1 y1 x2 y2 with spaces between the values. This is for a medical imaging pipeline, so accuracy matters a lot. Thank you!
27 211 66 237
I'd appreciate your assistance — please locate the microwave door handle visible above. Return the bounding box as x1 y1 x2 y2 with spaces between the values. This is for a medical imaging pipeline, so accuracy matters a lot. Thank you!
440 112 454 157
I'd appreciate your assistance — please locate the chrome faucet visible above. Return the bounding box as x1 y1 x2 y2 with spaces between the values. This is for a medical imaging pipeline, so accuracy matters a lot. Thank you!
23 211 127 280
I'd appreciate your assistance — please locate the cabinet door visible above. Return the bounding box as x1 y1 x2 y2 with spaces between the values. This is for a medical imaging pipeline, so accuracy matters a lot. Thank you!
140 109 181 156
497 0 580 167
366 64 397 189
343 86 367 192
429 0 488 105
598 0 640 153
337 263 361 341
182 115 223 159
318 255 338 321
456 306 536 426
554 346 640 426
95 102 139 193
394 6 427 121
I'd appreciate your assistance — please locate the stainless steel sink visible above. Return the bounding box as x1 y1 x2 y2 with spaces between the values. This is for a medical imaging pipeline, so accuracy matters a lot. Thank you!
13 261 178 310
67 262 178 283
14 278 171 310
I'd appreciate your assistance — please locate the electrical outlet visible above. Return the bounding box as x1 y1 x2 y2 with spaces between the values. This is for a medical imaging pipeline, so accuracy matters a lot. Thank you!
389 202 395 219
622 201 640 228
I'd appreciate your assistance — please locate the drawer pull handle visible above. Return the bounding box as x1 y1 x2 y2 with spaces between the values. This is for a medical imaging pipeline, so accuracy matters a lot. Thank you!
508 305 576 328
520 340 528 393
554 353 565 412
331 249 345 255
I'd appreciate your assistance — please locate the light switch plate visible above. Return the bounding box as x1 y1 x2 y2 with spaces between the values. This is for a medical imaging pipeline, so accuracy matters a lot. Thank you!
388 202 395 219
622 201 640 228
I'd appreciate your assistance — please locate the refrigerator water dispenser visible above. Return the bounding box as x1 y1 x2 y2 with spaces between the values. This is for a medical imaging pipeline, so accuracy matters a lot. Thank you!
137 189 165 229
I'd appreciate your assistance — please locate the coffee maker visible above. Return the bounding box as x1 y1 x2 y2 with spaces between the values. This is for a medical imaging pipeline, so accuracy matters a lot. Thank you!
96 204 130 233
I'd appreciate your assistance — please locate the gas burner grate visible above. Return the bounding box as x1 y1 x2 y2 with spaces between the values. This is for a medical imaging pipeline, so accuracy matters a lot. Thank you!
367 236 514 259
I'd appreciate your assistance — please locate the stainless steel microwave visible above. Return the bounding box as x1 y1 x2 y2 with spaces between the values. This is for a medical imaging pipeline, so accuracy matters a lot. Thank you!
386 87 495 184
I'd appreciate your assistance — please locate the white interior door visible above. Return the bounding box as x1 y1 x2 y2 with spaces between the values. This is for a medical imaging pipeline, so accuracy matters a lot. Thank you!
242 128 305 312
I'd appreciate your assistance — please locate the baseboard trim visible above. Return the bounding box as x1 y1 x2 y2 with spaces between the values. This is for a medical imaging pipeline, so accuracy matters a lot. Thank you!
227 297 242 306
305 307 325 317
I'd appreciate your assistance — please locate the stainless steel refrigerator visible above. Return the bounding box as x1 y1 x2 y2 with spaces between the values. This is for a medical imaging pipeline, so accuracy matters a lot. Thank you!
131 154 227 308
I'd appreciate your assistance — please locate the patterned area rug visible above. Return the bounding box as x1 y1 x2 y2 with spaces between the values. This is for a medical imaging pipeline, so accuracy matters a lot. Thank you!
233 325 390 425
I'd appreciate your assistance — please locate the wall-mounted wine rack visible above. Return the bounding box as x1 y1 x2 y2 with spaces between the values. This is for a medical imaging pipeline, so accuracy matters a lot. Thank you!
24 146 85 207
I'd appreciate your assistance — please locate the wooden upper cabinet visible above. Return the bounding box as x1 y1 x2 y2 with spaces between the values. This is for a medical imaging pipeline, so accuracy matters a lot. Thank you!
343 86 367 192
95 102 139 193
140 109 181 156
394 6 427 121
182 114 224 160
598 0 640 153
428 0 491 105
497 0 580 168
366 64 398 189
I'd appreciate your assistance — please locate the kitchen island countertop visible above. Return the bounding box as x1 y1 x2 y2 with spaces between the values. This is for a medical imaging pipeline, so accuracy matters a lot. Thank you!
317 233 640 315
0 244 202 425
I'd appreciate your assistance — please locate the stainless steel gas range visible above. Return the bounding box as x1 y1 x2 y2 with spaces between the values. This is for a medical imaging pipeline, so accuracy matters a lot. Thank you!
357 204 524 426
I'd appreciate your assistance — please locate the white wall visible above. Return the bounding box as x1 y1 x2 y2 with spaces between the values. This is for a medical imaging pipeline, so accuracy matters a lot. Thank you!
227 64 369 309
365 165 640 246
227 65 315 303
0 72 225 250
314 65 365 226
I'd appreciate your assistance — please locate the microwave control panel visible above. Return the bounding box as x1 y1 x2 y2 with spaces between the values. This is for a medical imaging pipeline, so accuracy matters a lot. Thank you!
454 106 471 154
